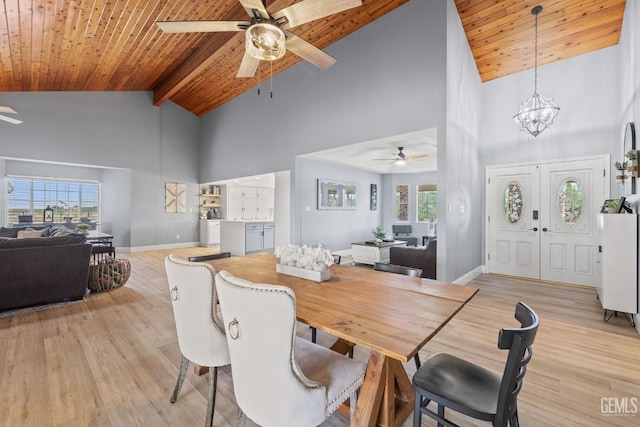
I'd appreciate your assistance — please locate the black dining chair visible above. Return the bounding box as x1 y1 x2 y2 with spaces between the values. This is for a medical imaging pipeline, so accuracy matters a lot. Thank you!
373 262 423 367
188 252 231 262
373 262 422 277
412 302 539 427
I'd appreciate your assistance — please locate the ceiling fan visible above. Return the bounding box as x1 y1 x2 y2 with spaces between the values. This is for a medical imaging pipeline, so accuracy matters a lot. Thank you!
156 0 362 78
0 106 22 124
374 147 428 165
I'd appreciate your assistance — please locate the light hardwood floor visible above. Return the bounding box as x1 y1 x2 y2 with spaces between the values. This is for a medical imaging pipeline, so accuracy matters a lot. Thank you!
1 247 639 426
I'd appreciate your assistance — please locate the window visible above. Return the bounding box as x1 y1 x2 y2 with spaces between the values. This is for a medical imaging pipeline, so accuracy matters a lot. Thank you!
417 184 437 222
6 176 100 224
396 185 409 221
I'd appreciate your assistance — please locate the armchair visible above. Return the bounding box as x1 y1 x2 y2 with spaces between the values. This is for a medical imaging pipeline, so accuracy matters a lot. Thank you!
391 224 418 246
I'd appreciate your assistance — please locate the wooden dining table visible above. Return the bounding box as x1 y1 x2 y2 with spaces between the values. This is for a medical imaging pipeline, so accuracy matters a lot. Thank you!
207 253 478 427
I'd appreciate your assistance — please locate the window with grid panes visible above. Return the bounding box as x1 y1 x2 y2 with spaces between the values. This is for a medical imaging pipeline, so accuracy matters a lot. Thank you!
417 184 437 222
6 176 100 224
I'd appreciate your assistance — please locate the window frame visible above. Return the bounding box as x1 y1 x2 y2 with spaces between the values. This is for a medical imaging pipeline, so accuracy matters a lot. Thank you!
5 175 101 225
416 184 437 223
395 184 410 222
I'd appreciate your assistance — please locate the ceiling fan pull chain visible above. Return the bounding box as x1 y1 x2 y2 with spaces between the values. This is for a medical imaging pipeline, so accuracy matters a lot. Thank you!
270 59 274 99
257 65 261 96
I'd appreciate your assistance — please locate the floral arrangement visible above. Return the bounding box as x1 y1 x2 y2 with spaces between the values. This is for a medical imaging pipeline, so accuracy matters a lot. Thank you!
275 244 335 270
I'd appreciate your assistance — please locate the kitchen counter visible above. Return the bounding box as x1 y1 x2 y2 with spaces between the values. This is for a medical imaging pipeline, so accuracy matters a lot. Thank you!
222 219 273 223
220 221 274 256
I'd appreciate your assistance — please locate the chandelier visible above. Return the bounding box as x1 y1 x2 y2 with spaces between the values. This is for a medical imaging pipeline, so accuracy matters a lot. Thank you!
513 6 560 137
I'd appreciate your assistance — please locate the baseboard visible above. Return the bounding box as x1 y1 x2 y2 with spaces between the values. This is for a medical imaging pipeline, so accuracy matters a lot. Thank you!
332 249 352 257
122 241 201 253
452 265 484 285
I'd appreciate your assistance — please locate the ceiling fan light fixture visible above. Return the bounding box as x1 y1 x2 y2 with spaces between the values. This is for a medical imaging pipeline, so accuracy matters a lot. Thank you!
246 23 286 61
395 159 406 166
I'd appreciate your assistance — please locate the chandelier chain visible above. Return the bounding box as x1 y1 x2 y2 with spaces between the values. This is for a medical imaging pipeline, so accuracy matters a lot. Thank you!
534 9 538 95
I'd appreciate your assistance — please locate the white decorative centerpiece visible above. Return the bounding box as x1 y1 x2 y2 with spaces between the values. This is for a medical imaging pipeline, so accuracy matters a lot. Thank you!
275 244 334 282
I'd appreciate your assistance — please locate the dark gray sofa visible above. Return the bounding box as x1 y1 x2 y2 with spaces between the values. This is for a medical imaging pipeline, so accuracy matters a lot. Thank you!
389 239 437 279
0 231 92 311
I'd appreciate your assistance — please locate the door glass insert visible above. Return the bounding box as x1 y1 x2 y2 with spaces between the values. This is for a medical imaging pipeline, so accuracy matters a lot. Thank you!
557 178 583 226
504 181 524 224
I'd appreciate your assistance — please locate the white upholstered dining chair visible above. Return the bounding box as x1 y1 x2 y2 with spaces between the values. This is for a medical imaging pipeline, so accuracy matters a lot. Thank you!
215 270 367 427
164 254 231 427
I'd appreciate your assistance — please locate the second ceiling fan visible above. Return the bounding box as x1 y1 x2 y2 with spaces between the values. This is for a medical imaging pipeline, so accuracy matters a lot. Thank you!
157 0 362 78
374 147 428 165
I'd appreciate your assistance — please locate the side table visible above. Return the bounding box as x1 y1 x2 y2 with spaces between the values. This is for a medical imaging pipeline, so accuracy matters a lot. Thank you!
351 241 407 265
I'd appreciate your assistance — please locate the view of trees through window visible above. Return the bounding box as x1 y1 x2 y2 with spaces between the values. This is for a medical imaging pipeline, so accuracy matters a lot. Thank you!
417 184 437 222
396 185 409 221
6 177 100 224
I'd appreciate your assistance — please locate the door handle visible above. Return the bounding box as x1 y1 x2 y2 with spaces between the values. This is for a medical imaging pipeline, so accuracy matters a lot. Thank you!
530 227 538 232
542 227 549 232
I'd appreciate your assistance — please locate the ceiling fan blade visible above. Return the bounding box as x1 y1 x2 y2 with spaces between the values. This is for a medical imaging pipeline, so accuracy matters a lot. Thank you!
409 154 429 159
273 0 362 29
0 114 22 124
239 0 269 19
237 51 260 78
284 31 336 69
156 21 248 33
406 158 423 163
0 106 18 114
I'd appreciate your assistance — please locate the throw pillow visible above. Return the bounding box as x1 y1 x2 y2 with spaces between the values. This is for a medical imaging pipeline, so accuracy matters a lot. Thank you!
0 227 19 238
17 229 46 239
49 225 75 237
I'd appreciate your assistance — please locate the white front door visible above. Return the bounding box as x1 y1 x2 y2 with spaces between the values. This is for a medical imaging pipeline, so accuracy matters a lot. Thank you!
487 157 608 286
488 165 541 279
539 159 606 286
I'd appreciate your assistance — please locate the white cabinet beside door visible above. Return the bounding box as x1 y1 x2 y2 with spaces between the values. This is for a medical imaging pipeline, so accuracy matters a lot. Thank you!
597 214 638 315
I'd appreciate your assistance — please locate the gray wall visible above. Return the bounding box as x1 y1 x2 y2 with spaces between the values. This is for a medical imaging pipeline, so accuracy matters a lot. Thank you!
199 0 449 264
445 0 483 281
0 92 199 248
296 157 382 251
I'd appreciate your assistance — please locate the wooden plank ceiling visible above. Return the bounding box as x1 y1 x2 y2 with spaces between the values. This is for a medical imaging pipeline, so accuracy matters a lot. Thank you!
455 0 626 82
0 0 627 117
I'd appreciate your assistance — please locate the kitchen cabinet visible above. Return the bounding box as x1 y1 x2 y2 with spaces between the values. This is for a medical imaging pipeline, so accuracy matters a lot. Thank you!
200 220 221 247
263 222 274 250
597 213 639 319
245 223 264 253
221 221 274 256
227 185 273 220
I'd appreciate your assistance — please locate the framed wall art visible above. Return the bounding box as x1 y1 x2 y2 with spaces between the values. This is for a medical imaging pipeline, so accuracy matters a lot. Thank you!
165 182 187 213
370 184 377 210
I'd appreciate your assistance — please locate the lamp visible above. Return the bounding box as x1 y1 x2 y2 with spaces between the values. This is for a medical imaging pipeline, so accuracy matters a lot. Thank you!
513 6 560 137
245 22 285 61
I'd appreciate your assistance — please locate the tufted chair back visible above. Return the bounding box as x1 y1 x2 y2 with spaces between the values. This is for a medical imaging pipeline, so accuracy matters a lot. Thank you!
216 270 366 427
165 254 230 368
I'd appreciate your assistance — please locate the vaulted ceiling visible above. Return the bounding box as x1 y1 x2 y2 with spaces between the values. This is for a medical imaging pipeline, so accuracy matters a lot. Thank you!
0 0 627 117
